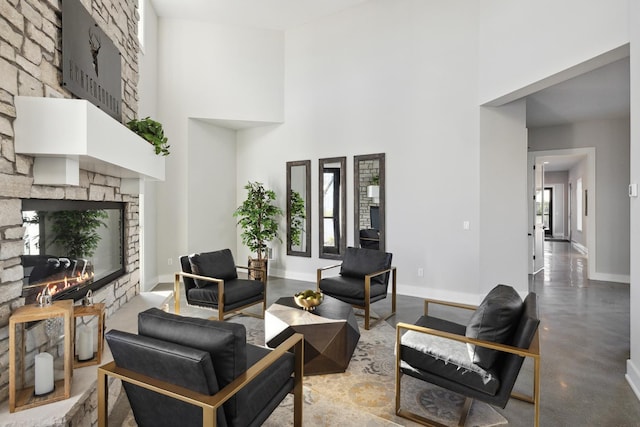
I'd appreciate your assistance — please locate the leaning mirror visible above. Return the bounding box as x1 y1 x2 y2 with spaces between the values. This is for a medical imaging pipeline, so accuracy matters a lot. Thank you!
354 153 385 251
319 156 346 259
286 160 311 257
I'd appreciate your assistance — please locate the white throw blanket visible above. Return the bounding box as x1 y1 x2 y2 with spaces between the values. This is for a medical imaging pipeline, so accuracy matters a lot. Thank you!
400 330 495 385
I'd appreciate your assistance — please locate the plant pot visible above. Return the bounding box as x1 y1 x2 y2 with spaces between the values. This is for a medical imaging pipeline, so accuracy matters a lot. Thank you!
248 258 268 282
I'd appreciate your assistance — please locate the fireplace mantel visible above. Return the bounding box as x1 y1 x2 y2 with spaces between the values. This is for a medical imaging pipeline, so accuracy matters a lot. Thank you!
14 96 165 191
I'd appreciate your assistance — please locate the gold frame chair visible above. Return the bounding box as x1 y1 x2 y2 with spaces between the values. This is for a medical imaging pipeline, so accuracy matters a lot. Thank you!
317 264 396 330
395 298 540 427
98 333 304 427
174 263 267 321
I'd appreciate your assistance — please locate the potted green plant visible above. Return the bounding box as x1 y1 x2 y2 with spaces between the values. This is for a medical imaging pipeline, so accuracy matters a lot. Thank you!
289 189 306 248
48 210 108 258
126 116 170 156
233 182 283 280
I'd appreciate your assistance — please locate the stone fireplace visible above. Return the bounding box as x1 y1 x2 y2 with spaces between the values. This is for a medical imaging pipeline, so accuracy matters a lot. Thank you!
20 199 127 305
0 0 147 421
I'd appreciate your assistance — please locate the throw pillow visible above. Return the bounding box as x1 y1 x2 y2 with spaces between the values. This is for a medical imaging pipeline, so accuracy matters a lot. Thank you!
188 249 238 288
340 246 392 285
465 284 523 369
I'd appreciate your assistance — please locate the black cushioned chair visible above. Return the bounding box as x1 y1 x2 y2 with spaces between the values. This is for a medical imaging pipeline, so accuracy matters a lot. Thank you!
317 246 396 330
98 308 303 427
395 285 541 426
174 249 266 320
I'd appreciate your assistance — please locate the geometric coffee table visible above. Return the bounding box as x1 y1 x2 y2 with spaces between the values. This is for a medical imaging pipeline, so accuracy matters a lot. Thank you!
265 295 360 375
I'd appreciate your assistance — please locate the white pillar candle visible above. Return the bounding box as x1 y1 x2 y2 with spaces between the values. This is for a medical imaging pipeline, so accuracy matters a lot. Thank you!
34 352 54 396
77 325 94 361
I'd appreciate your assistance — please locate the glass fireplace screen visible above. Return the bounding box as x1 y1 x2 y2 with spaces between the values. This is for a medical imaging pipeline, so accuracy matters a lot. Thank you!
21 199 125 304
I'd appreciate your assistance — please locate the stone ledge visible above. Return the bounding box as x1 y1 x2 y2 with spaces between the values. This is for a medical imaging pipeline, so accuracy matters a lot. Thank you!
0 292 173 427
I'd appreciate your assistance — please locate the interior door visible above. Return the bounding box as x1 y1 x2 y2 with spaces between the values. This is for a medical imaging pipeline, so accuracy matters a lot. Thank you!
533 162 545 273
527 155 545 274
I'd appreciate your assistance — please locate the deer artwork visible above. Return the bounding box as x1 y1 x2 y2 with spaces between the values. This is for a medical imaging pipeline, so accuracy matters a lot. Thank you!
88 27 101 77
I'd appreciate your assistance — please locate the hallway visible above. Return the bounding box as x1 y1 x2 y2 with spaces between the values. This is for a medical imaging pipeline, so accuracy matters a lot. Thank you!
523 240 639 426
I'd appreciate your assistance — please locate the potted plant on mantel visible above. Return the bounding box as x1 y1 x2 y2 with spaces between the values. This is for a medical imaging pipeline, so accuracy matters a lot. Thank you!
233 181 283 281
126 117 170 156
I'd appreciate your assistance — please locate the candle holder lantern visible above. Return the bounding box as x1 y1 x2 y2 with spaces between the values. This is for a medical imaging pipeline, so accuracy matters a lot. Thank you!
73 301 105 368
9 299 73 413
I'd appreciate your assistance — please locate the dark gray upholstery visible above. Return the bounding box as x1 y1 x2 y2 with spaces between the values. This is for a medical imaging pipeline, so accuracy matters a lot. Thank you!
319 246 392 300
189 249 238 286
339 246 391 285
106 308 296 427
180 249 264 314
399 290 539 409
318 246 395 330
465 284 523 369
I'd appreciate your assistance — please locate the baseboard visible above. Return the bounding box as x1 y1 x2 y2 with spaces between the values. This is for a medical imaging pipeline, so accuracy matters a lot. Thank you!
589 272 630 284
158 273 174 284
141 275 160 292
571 241 588 254
626 360 640 402
270 268 316 283
398 284 485 306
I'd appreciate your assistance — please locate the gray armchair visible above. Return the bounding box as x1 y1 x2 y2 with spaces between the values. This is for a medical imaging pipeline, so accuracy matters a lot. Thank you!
317 246 396 329
395 285 541 426
98 308 303 427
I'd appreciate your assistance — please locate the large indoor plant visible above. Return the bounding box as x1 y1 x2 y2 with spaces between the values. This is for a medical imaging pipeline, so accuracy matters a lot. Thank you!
126 116 170 156
289 189 306 248
233 181 283 280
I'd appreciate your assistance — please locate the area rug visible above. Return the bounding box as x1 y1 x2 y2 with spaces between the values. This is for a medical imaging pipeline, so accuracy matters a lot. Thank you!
119 304 507 426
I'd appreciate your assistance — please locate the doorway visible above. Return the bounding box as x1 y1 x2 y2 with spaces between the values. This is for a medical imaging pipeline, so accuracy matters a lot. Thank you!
543 187 553 238
528 148 596 279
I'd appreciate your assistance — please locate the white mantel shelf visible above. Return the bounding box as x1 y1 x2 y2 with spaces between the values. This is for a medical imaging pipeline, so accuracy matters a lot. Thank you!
14 96 165 188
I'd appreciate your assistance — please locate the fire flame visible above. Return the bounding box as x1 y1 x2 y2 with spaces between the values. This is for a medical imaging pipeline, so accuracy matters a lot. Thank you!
34 271 95 301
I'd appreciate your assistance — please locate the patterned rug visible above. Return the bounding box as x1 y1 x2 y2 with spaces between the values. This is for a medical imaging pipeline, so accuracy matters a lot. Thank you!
119 305 507 426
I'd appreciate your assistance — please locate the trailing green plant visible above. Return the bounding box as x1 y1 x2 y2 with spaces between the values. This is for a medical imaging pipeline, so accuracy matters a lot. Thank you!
234 182 283 260
126 116 170 156
47 210 108 258
289 190 306 247
371 174 380 185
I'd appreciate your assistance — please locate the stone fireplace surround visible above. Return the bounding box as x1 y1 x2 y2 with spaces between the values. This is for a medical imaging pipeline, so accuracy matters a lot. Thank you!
0 0 144 423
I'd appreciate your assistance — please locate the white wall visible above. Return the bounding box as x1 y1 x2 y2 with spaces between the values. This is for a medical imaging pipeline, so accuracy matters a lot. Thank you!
154 20 284 280
627 0 640 400
568 157 589 248
479 101 529 295
529 119 631 280
544 171 569 238
478 0 629 105
235 0 482 301
138 0 159 290
187 119 237 254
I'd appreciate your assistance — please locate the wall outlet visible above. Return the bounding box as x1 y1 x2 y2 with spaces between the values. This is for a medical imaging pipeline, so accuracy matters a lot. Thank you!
417 268 424 277
463 221 470 230
167 258 172 266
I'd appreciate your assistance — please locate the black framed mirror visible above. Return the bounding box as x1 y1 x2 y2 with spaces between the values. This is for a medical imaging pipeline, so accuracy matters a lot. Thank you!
286 160 311 257
319 156 346 259
354 153 385 251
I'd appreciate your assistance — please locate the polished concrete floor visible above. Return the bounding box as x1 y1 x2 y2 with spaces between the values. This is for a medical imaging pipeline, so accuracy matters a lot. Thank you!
149 241 640 426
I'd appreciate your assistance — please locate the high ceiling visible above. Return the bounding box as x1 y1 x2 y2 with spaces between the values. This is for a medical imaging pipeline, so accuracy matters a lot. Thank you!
149 0 369 30
149 0 631 157
526 57 630 129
